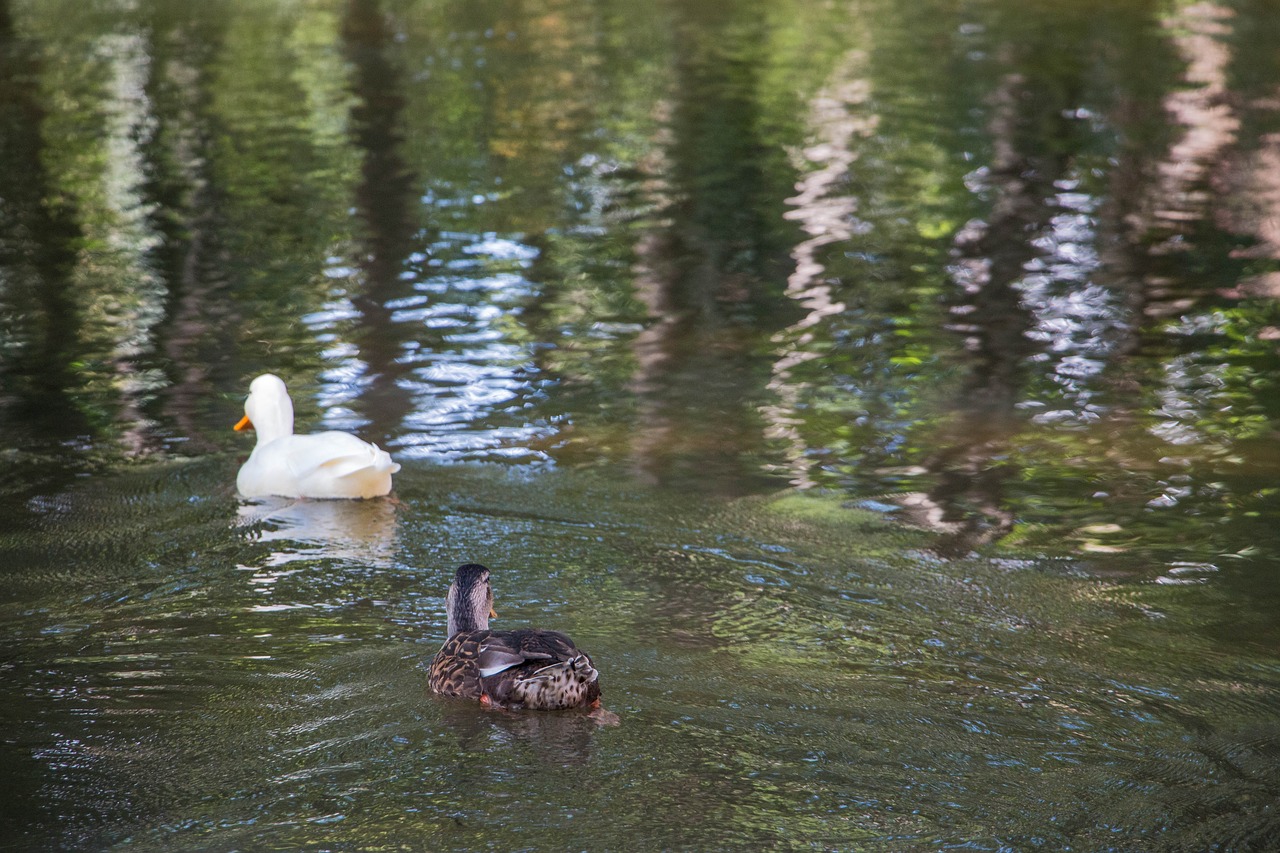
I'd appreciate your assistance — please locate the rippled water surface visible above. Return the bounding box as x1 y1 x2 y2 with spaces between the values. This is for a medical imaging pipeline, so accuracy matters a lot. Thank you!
2 0 1280 849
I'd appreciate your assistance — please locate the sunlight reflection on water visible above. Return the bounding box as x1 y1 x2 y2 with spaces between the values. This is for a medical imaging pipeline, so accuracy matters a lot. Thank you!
307 229 557 462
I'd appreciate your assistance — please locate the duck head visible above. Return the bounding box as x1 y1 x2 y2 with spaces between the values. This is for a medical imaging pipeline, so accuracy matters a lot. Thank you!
235 373 295 444
446 563 499 637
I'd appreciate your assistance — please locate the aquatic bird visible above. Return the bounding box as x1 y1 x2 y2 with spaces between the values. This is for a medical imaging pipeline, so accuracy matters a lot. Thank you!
429 563 602 710
234 373 400 499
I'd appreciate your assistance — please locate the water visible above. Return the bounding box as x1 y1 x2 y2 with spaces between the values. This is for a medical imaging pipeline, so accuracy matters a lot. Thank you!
3 0 1280 849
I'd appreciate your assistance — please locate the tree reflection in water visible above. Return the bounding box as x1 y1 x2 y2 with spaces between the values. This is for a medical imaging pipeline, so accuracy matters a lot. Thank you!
0 0 1277 554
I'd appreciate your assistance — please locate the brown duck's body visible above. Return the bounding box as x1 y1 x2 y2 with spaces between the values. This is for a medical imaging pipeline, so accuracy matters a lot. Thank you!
430 628 601 709
428 564 601 711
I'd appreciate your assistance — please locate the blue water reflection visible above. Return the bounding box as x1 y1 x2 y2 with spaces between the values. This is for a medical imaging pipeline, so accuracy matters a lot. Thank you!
306 228 555 462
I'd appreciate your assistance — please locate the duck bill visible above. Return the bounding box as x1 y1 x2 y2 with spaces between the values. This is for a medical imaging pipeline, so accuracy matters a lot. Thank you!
234 415 254 432
489 607 499 619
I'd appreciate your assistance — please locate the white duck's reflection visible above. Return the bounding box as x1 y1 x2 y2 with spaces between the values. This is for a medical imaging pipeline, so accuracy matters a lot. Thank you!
236 496 400 570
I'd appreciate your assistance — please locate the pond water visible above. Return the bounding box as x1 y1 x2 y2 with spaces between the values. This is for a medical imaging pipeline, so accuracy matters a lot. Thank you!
2 0 1279 849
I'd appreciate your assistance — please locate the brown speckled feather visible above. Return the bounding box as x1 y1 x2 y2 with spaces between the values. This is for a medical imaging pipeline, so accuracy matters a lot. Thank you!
429 627 600 710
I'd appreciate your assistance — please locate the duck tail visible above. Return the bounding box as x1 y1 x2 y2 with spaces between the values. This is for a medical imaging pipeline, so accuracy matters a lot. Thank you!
370 446 401 475
316 444 399 480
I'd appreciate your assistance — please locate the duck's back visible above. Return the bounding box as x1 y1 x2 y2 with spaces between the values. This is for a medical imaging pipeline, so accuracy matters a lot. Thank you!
291 431 398 497
239 432 398 498
429 628 600 710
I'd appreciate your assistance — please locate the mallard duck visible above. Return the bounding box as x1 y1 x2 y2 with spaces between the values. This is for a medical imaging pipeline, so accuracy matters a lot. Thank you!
429 563 601 710
234 373 400 499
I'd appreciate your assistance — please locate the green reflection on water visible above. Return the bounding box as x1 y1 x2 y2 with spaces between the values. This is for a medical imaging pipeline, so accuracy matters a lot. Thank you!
1 461 1277 850
2 0 1277 538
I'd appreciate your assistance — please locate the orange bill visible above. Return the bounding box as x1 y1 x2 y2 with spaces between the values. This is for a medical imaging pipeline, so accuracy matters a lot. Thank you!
234 415 254 431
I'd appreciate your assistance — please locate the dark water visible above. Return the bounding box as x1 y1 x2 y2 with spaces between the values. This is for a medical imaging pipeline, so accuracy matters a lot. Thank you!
2 0 1279 849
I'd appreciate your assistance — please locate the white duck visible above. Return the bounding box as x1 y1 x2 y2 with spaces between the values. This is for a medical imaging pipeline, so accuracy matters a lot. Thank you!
234 373 400 499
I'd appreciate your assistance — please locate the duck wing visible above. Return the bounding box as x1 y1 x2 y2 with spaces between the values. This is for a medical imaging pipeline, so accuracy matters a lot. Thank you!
477 628 579 669
287 432 400 498
480 629 600 710
476 643 553 677
430 629 600 710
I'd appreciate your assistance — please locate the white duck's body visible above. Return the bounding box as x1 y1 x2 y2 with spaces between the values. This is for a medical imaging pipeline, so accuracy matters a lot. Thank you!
235 374 400 499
